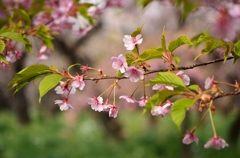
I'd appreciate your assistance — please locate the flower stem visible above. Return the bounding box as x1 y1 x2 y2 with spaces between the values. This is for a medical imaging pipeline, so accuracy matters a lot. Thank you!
208 100 217 135
193 108 209 130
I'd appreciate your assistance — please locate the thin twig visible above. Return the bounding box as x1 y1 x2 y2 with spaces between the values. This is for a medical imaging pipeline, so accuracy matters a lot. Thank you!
84 57 234 81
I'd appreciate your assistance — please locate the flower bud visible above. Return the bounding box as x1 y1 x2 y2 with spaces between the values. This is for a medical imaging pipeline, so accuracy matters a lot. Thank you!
201 94 212 102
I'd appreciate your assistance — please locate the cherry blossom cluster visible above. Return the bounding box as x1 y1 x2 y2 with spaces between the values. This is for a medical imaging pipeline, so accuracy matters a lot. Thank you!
0 41 22 70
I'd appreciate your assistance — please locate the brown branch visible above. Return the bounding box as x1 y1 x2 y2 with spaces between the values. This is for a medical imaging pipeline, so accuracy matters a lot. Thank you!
84 57 234 81
213 91 240 100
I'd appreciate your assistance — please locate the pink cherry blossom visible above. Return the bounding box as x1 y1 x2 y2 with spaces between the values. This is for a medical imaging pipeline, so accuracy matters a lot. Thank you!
54 99 74 111
182 131 199 145
124 66 144 82
119 95 136 103
111 54 128 73
37 46 50 61
138 96 148 107
204 76 215 89
87 96 104 112
81 65 90 73
152 84 174 91
5 51 17 63
55 81 76 97
123 34 143 50
71 75 85 90
109 105 119 118
0 62 10 70
151 101 172 117
176 71 190 86
204 135 229 150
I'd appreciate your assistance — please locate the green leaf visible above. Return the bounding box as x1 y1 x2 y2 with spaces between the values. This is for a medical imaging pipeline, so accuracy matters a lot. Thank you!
125 54 136 66
181 0 199 22
12 9 31 25
171 98 196 132
173 56 180 65
234 40 240 56
137 0 153 8
148 72 186 88
136 47 164 63
201 39 224 54
9 64 52 94
67 63 82 71
145 90 178 111
161 26 168 52
187 84 199 92
23 37 32 53
168 36 192 53
39 74 63 102
196 34 212 44
0 53 8 64
0 32 26 44
36 32 54 50
222 42 233 63
0 39 5 53
131 26 143 37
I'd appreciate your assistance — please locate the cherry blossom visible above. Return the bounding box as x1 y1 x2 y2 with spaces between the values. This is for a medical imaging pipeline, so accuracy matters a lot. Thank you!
54 99 74 111
37 45 50 61
123 34 143 50
151 101 172 117
55 81 76 97
0 62 10 70
204 76 215 89
124 66 144 82
71 75 85 90
182 131 199 145
87 96 104 112
119 95 136 103
204 135 229 150
111 54 128 73
152 84 174 91
138 96 148 107
5 51 17 63
109 105 119 118
176 71 190 86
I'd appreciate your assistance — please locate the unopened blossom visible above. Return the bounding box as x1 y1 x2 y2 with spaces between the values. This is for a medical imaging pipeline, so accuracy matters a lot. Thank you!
176 71 190 86
138 96 148 107
87 96 104 112
15 51 22 59
111 54 128 73
204 76 215 89
109 105 119 118
54 99 74 111
151 101 172 117
119 95 136 103
124 66 144 82
55 81 76 97
81 65 90 73
123 34 143 50
152 84 174 91
182 131 199 145
0 62 10 70
71 75 85 90
204 135 229 150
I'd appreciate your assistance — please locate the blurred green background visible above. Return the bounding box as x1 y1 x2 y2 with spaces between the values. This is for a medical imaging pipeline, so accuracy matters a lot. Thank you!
0 108 239 158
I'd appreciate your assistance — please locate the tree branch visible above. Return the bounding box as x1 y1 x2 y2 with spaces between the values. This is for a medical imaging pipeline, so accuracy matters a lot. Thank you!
84 57 234 81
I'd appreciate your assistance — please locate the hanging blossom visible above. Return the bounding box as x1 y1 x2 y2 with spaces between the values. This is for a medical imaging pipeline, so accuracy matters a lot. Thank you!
37 45 50 61
152 84 174 91
138 96 148 107
54 99 74 111
119 95 136 103
55 81 76 97
204 76 215 89
123 34 143 50
204 135 229 150
71 75 85 90
151 101 173 117
87 96 104 112
103 104 119 118
111 54 128 73
182 131 199 145
124 66 144 82
176 71 190 86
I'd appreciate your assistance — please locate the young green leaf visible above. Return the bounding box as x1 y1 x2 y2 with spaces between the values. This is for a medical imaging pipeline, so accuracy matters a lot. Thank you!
168 36 193 53
12 9 31 25
187 84 199 92
0 32 26 44
148 72 186 88
136 47 164 63
0 39 5 53
171 98 196 132
161 26 168 52
201 39 224 54
39 74 63 102
173 56 180 65
125 54 136 66
67 63 82 71
9 64 52 94
145 90 178 111
131 26 143 37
